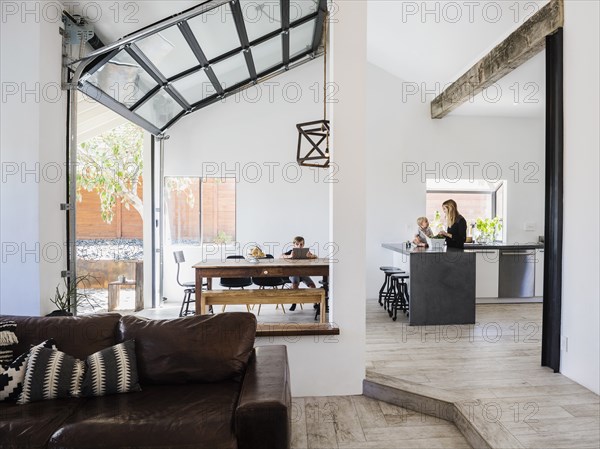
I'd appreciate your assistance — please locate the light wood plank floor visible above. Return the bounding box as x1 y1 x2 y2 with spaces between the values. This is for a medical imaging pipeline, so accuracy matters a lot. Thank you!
292 396 471 449
366 299 600 448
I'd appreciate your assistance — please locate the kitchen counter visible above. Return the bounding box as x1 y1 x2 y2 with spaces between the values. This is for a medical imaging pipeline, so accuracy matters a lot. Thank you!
383 242 544 254
382 243 475 325
464 242 544 251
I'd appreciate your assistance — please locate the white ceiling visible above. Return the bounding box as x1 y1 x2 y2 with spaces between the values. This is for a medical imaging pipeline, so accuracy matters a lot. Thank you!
367 0 548 117
69 0 548 118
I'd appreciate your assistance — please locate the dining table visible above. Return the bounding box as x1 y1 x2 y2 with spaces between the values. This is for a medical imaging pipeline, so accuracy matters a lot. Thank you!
193 257 330 315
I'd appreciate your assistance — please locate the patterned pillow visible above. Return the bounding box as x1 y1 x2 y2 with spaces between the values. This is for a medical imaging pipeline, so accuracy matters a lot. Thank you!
0 320 18 369
17 345 85 404
81 340 141 397
0 339 57 402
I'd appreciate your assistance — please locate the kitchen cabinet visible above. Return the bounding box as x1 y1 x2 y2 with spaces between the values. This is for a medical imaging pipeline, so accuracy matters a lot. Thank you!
475 251 500 298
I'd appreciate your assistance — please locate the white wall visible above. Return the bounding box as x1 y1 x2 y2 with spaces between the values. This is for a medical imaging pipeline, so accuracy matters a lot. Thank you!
162 60 330 301
561 0 600 395
163 2 367 396
366 63 546 294
1 5 66 315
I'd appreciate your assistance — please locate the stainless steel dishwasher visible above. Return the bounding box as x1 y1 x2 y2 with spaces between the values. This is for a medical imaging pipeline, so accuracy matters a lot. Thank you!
498 250 536 298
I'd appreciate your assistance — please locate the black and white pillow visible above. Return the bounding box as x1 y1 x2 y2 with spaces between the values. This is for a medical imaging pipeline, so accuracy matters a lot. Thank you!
81 340 141 397
0 320 18 369
17 345 85 404
0 339 57 402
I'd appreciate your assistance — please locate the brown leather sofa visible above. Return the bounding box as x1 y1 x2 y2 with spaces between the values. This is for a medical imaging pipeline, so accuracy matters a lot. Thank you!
0 312 291 449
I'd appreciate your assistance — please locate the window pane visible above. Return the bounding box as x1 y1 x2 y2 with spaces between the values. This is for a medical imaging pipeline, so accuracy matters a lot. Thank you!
252 35 282 74
240 0 281 42
165 177 201 245
289 18 315 58
171 70 216 104
135 89 183 129
211 52 250 90
201 179 236 244
188 4 241 61
426 192 492 231
164 177 236 245
86 51 157 107
136 25 197 79
290 0 319 22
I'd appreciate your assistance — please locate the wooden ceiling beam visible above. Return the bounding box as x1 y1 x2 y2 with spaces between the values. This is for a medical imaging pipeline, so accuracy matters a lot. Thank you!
431 0 564 119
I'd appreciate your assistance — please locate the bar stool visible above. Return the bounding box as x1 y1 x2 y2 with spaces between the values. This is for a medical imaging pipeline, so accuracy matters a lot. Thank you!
379 267 404 308
388 273 410 321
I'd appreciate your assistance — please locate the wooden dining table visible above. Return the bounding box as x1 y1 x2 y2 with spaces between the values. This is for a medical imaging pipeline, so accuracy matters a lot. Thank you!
193 258 330 315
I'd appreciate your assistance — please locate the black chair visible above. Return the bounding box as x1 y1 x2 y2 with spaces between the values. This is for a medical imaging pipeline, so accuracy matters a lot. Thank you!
174 251 208 317
251 255 289 315
220 255 253 312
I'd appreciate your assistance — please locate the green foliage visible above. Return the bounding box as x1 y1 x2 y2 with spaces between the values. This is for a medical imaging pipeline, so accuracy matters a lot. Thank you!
77 123 144 223
164 177 196 207
212 231 233 244
50 275 97 312
475 217 503 242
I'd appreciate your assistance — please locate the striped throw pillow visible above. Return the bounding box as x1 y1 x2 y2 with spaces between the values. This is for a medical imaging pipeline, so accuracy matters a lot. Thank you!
1 339 57 402
0 320 18 369
17 345 85 404
81 340 141 397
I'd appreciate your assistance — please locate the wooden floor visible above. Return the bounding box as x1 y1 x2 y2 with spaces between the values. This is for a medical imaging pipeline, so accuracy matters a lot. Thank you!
366 299 600 448
292 396 471 449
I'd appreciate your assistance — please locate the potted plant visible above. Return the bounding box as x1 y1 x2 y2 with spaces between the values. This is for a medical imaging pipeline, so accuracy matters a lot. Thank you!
427 234 446 249
47 274 98 316
475 217 503 243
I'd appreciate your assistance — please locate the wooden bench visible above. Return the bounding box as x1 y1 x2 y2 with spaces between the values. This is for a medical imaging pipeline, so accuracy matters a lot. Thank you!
201 288 327 323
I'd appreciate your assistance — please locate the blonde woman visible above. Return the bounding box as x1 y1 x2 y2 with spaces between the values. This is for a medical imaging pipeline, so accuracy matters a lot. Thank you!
439 199 467 249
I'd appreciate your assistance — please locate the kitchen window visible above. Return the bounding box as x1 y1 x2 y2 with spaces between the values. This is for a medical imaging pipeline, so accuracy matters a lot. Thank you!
426 179 505 240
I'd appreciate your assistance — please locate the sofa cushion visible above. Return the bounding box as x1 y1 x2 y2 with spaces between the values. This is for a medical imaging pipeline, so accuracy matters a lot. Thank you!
81 340 141 397
18 346 85 404
48 383 240 449
1 339 58 403
0 397 84 449
118 313 256 384
0 314 121 360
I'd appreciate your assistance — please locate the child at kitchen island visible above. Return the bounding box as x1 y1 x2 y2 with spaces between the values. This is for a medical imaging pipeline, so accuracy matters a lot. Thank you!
413 217 434 247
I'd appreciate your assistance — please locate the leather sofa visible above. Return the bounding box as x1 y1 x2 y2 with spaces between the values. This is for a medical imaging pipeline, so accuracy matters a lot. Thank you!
0 312 291 449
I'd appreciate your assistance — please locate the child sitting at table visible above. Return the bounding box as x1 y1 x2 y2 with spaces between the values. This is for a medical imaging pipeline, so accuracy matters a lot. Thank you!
281 236 317 311
413 216 433 247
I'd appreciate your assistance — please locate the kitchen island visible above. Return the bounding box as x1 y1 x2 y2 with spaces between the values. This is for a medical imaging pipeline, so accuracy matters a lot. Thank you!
382 243 476 325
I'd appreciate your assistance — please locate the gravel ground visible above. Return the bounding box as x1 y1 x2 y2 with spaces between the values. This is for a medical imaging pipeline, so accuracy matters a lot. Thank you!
77 239 143 260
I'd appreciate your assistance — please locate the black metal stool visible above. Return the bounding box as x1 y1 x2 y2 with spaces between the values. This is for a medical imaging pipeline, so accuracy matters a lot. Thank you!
388 273 410 321
380 267 404 309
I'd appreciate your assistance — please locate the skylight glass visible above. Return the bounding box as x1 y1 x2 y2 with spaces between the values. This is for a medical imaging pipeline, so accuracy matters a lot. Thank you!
136 25 197 79
211 52 251 90
187 3 241 61
135 89 184 129
77 0 326 134
240 0 282 42
252 35 283 74
86 51 157 107
172 70 216 105
289 18 316 58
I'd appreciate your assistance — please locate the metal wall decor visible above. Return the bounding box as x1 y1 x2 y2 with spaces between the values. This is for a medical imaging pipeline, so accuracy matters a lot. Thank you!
296 11 329 168
296 119 330 168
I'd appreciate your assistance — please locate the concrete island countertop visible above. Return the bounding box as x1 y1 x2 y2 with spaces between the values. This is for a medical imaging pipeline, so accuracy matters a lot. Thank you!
382 242 544 255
